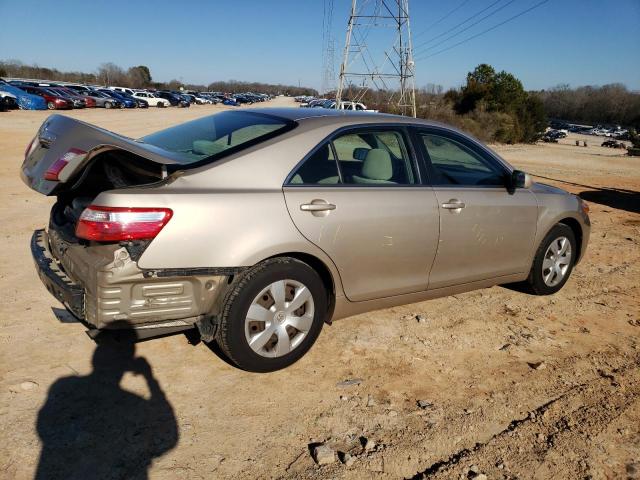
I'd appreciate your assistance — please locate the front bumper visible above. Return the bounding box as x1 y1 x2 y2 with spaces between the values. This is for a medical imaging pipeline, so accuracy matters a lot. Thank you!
31 229 226 330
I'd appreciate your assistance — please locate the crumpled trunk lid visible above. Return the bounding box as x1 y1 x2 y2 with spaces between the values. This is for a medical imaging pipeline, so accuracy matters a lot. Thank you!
21 114 181 196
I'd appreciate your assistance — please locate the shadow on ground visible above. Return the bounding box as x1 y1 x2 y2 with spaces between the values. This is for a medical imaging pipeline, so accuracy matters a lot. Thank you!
35 333 178 480
579 188 640 214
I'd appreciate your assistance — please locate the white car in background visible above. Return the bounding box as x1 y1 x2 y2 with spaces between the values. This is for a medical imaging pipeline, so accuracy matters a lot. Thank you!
110 86 135 96
332 101 378 112
194 95 212 104
131 92 170 107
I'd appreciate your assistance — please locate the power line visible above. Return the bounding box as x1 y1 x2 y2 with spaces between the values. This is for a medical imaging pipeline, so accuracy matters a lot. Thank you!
413 0 472 39
413 0 504 51
414 0 550 61
413 0 517 57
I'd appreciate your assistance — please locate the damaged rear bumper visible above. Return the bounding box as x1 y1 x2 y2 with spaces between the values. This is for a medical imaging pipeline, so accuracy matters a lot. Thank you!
31 229 230 333
31 229 85 318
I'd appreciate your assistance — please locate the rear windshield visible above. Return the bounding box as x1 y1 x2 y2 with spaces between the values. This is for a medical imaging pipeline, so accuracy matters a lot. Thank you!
140 111 294 164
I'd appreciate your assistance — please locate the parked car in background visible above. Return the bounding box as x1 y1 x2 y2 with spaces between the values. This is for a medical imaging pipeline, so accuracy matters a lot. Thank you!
17 85 73 110
302 98 326 108
62 87 108 108
612 129 628 139
233 94 253 104
182 93 199 104
132 91 170 107
0 91 18 111
48 86 92 108
56 87 97 108
97 89 137 108
0 82 47 110
601 139 626 149
22 108 590 372
84 89 122 109
195 94 213 104
155 91 190 107
331 101 377 112
110 86 135 96
175 93 193 106
118 91 149 108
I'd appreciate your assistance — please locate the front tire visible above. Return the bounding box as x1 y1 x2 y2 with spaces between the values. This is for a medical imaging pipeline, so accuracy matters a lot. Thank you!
47 101 55 110
104 101 112 109
525 223 576 295
216 257 328 372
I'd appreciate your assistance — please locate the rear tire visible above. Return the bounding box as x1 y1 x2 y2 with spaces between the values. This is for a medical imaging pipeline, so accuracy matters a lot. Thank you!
525 223 576 295
47 102 55 110
157 102 165 108
216 257 328 372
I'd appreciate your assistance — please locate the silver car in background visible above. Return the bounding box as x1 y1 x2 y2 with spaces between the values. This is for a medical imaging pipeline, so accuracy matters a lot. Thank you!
22 108 590 371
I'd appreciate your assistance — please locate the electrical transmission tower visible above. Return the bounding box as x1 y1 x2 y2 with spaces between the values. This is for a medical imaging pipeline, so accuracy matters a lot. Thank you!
321 38 337 95
321 0 337 95
320 0 336 95
336 0 416 117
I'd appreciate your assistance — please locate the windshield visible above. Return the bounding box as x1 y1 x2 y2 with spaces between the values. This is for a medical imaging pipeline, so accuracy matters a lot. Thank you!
141 111 294 164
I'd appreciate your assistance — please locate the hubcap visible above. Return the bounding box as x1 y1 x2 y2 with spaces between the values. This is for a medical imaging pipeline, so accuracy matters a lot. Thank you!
542 236 572 287
244 279 314 358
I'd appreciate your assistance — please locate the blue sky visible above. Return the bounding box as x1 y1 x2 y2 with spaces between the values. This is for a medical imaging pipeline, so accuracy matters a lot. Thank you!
1 0 638 91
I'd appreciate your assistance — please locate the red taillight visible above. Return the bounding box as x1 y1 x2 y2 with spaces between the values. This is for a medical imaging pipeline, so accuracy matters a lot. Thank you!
44 148 86 181
75 206 173 242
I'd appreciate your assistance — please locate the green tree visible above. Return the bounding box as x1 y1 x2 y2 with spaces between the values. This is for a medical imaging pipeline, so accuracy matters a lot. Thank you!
491 71 526 112
453 64 546 143
127 65 152 88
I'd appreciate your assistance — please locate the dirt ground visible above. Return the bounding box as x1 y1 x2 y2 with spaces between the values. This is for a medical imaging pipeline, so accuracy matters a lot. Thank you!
1 98 638 480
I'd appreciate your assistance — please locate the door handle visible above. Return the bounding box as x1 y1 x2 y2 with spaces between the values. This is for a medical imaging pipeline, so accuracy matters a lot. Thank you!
300 202 336 212
441 199 465 210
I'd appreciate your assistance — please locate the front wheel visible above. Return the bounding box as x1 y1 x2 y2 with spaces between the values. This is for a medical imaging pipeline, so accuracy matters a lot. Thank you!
525 223 576 295
47 101 55 110
216 257 328 372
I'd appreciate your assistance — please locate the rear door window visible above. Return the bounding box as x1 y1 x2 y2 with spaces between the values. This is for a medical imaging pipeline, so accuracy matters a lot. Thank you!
332 129 416 185
287 128 417 186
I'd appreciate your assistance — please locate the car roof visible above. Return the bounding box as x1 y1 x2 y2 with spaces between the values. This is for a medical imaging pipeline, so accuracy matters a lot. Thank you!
248 107 453 129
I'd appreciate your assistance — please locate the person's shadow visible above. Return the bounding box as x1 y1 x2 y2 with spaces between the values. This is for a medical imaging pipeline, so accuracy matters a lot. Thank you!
35 338 178 480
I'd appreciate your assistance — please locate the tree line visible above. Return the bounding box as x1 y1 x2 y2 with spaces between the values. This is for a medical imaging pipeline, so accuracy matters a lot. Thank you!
0 60 317 97
535 84 640 129
346 64 638 143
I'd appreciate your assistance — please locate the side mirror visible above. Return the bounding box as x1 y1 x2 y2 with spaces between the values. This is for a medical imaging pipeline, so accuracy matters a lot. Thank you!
511 170 532 190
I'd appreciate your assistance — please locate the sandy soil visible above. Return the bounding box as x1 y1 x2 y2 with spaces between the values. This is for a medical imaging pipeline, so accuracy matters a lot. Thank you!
1 98 638 480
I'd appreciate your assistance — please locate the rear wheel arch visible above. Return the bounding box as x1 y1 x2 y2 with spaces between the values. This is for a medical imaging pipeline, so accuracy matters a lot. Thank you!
263 252 336 323
216 255 329 371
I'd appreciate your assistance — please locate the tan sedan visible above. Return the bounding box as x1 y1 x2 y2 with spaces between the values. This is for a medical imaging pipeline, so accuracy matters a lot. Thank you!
23 108 590 371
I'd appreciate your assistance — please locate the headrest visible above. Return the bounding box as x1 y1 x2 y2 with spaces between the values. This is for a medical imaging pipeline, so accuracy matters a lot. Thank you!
362 148 393 180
